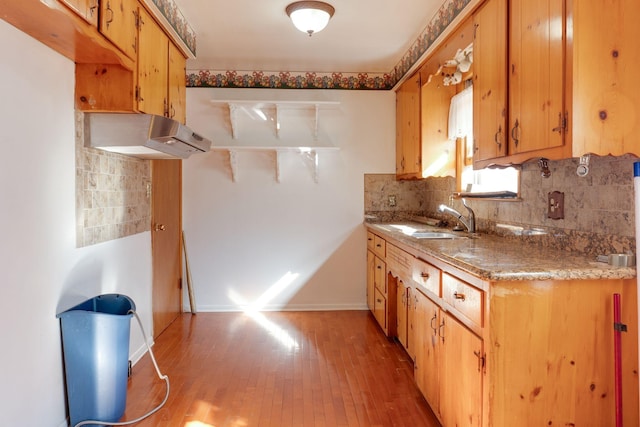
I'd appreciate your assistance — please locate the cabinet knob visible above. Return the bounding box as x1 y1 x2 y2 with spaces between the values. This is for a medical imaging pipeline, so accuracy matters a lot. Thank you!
453 291 466 301
154 224 166 231
420 272 430 279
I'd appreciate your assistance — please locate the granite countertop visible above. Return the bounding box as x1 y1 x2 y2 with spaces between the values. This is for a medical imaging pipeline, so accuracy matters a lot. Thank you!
365 221 636 281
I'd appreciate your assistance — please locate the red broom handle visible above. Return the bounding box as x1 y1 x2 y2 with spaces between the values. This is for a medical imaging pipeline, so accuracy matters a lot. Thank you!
614 293 623 427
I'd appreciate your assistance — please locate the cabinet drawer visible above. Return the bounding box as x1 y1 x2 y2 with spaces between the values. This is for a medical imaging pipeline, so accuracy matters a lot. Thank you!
387 243 413 279
373 235 386 258
367 231 375 251
442 273 484 329
412 257 441 296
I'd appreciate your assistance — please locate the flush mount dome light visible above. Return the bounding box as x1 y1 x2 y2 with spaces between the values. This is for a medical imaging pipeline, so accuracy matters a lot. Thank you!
286 1 335 36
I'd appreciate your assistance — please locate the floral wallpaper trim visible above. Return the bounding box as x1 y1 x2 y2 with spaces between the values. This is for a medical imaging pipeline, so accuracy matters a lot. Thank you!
187 70 394 90
187 0 472 90
145 0 196 57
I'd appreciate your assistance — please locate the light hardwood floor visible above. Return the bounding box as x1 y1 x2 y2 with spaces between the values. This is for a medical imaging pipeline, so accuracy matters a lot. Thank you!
122 311 441 426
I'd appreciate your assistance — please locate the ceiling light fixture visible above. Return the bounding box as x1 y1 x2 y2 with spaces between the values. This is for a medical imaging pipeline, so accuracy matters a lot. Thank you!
286 1 335 37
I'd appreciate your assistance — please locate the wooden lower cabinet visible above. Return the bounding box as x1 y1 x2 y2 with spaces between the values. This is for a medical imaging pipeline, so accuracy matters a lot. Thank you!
365 228 639 426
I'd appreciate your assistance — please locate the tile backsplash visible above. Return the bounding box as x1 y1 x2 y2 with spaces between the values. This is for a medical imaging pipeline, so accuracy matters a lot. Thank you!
365 154 639 257
75 112 150 247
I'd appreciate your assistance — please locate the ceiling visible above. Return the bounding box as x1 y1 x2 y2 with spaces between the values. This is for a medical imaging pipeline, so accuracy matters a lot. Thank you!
172 0 444 74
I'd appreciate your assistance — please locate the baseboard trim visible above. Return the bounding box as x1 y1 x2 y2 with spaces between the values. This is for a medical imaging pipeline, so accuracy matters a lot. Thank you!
188 303 369 312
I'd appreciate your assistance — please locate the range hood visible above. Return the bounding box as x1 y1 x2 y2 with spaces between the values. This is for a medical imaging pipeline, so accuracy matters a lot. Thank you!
84 113 211 159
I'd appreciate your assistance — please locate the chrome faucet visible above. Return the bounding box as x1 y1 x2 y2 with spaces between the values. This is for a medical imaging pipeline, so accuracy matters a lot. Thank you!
438 198 476 233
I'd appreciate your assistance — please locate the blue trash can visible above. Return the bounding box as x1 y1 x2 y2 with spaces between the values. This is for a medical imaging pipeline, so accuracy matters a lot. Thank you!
57 294 135 427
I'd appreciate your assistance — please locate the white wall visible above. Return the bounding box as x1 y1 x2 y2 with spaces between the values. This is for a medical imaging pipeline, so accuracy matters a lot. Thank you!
183 88 395 311
0 20 153 427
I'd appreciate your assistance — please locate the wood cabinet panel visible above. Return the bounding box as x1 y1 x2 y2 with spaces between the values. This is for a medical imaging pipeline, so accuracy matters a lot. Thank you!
396 280 409 351
387 243 413 279
570 0 640 156
76 63 136 111
373 287 387 332
100 0 138 59
366 250 375 312
414 289 441 419
137 6 169 117
440 313 483 427
395 72 422 178
508 0 565 156
488 278 638 426
373 255 386 295
168 42 187 124
472 0 508 163
421 73 457 177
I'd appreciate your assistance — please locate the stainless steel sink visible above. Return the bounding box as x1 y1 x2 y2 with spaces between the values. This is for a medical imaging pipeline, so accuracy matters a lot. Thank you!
411 232 461 239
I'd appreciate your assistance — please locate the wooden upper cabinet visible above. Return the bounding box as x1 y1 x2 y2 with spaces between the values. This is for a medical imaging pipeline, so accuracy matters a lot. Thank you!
396 72 422 179
570 0 640 156
137 6 169 117
472 0 508 164
474 0 570 168
473 0 640 167
59 0 99 27
508 0 566 158
168 42 187 124
100 0 138 60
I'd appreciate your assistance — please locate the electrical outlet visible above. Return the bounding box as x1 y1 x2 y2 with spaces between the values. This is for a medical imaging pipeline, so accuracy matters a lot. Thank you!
548 191 564 219
388 195 397 207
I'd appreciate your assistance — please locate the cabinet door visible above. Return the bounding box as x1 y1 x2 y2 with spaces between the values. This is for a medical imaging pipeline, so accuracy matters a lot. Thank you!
509 0 565 156
100 0 137 59
571 0 640 157
366 250 376 312
373 288 387 332
137 6 169 116
421 73 457 177
168 42 187 123
440 314 483 427
60 0 98 26
373 256 386 295
396 280 409 350
414 290 441 418
396 72 421 178
473 0 508 163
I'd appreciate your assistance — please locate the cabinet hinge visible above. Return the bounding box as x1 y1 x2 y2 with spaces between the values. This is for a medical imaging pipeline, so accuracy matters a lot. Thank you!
552 111 568 134
614 322 628 332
